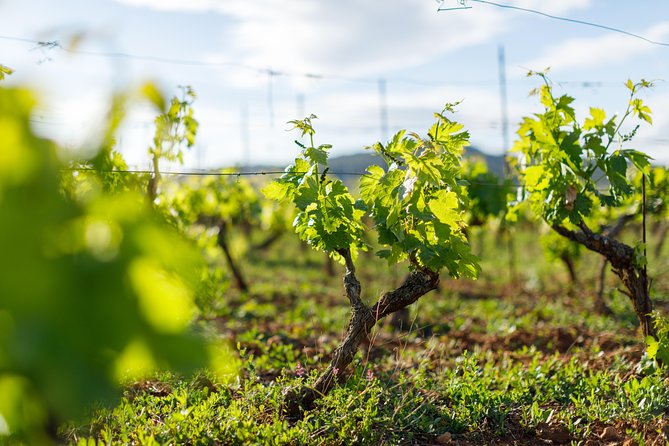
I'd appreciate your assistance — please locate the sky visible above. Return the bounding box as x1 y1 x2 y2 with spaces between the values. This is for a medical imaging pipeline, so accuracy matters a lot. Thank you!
1 0 669 171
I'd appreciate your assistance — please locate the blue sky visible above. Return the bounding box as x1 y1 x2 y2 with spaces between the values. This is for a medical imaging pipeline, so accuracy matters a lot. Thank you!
1 0 669 170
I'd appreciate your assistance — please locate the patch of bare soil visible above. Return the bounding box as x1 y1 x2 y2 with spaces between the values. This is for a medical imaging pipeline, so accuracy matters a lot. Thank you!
426 418 669 446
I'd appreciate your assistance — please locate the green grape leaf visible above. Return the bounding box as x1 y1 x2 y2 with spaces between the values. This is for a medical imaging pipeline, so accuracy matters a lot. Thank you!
560 130 583 171
304 145 328 165
621 149 652 175
524 165 550 191
606 154 632 197
294 174 319 210
583 134 605 157
515 75 653 227
631 98 653 124
583 107 606 130
262 181 292 202
268 108 478 276
359 165 385 203
428 190 460 227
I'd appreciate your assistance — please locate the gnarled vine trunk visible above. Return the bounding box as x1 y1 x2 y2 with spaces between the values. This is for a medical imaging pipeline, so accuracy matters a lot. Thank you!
197 215 249 293
282 249 439 420
593 213 635 314
252 230 283 251
559 254 579 288
594 256 614 315
552 222 656 340
217 222 249 293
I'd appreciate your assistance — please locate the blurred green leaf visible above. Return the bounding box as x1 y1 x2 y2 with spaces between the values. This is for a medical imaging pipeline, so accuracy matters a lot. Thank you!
140 82 166 112
0 64 14 81
0 84 230 442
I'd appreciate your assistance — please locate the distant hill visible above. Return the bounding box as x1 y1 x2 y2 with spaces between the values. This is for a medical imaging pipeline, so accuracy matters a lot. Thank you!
465 147 505 177
238 146 505 179
326 146 505 178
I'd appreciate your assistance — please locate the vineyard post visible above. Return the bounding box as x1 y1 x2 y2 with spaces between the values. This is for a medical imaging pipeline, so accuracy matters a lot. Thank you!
498 45 516 282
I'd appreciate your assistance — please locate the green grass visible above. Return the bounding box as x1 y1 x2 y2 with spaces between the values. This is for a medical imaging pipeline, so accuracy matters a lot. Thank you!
62 349 669 445
57 225 669 445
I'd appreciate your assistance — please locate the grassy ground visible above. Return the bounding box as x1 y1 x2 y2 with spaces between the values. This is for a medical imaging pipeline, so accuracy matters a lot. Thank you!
61 225 669 445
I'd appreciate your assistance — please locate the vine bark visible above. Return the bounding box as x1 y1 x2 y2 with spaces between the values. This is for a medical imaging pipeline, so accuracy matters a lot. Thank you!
552 221 656 340
282 249 439 420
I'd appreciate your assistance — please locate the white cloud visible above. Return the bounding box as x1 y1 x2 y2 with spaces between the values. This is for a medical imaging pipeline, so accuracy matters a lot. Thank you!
115 0 591 16
519 21 669 74
113 0 592 82
212 0 505 77
511 0 592 15
114 0 222 13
